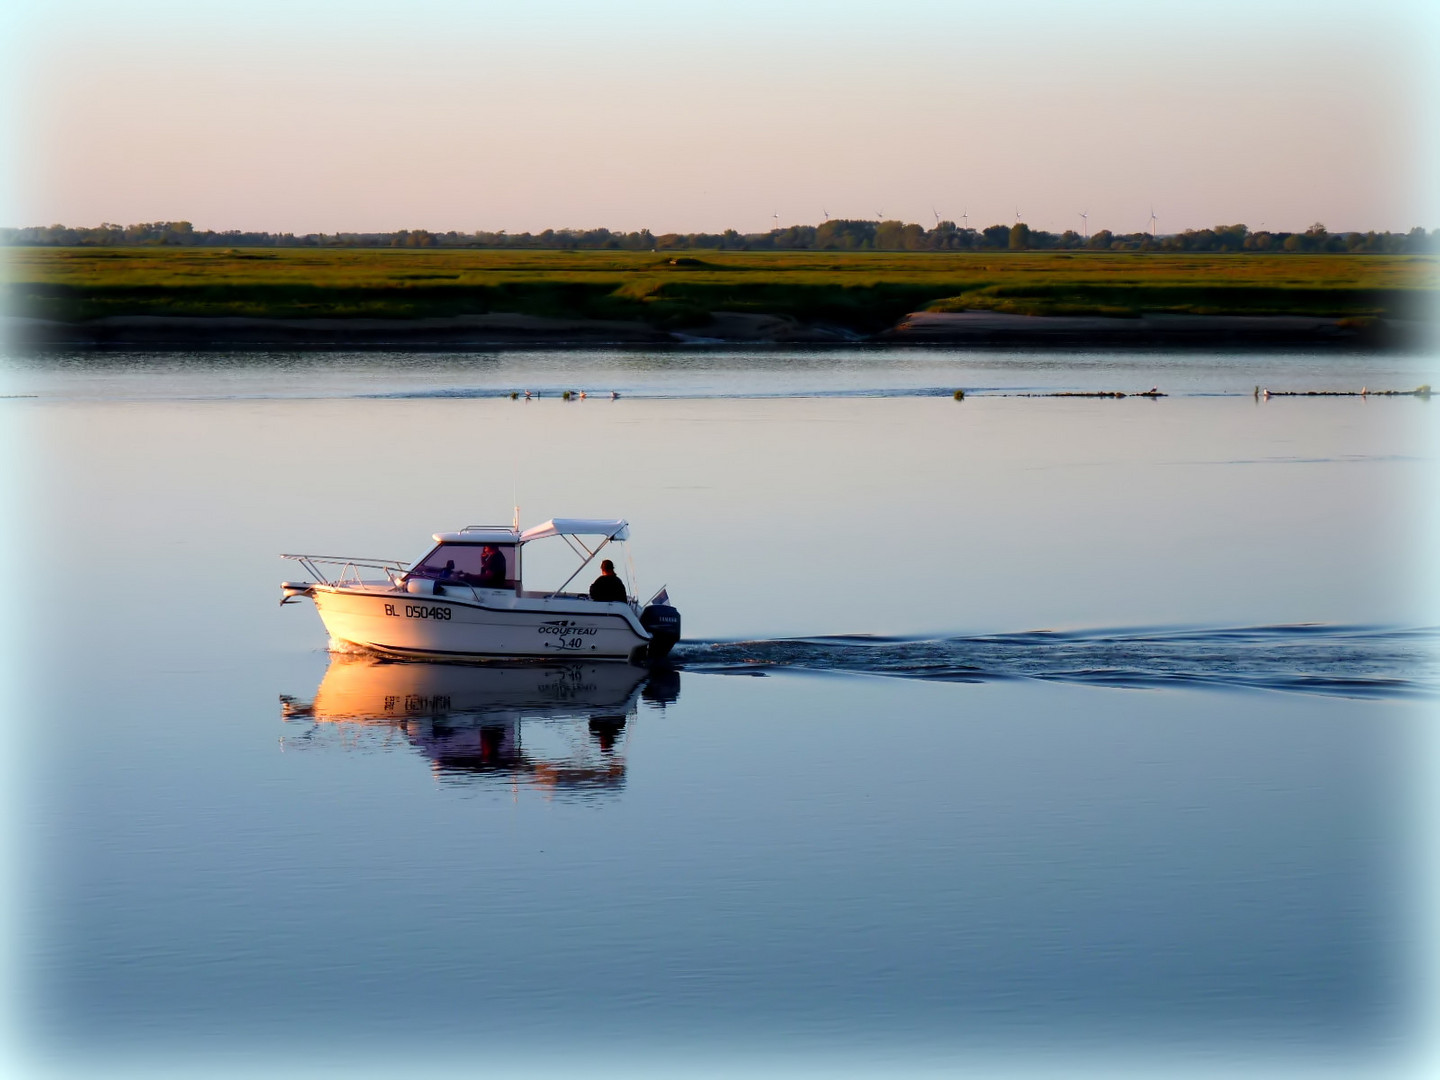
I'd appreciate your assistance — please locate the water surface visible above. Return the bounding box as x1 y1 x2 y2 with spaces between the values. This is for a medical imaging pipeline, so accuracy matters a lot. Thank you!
3 348 1436 1075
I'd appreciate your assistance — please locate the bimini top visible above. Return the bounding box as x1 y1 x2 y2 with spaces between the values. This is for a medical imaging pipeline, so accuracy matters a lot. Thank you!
521 518 629 543
432 519 629 545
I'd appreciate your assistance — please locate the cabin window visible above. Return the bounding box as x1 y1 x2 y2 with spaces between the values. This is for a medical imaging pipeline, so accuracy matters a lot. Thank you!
411 543 516 589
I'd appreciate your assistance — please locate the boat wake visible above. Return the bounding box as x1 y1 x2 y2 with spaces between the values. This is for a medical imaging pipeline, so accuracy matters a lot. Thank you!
673 624 1439 699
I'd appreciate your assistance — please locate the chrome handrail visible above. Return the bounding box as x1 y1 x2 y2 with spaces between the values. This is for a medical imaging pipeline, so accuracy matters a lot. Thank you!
280 553 408 567
281 553 409 587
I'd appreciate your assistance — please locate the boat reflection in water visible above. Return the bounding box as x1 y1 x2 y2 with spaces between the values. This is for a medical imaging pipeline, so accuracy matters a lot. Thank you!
280 655 680 793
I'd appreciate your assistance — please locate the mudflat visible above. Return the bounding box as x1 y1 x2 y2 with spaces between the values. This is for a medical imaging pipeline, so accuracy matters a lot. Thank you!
3 309 1420 349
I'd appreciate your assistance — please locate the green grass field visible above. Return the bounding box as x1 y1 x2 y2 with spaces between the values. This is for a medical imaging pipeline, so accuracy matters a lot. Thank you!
5 247 1436 329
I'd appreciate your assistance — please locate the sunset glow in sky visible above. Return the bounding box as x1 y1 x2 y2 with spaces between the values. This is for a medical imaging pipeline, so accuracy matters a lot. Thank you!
5 0 1439 235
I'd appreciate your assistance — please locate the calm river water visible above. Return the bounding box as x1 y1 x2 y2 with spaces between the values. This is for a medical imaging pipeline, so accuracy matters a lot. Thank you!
2 348 1438 1076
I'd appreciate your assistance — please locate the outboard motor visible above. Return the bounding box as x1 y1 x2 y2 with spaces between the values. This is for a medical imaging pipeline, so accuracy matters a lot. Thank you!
639 603 681 664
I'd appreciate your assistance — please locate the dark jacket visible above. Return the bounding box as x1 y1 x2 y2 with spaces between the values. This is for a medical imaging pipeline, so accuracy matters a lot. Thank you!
478 548 507 586
588 572 627 602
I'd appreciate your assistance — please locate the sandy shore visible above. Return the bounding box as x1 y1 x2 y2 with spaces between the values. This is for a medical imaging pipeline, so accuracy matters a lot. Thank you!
2 310 1425 350
2 313 672 348
878 310 1421 348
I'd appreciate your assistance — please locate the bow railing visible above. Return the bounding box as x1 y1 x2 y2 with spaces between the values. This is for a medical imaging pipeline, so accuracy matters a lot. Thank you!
281 553 410 587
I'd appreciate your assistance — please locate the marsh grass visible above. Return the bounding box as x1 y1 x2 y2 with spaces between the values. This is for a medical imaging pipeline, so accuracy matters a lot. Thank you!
5 248 1435 327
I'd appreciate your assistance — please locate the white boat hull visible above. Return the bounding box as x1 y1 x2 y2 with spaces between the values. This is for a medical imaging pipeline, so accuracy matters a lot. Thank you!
310 582 653 662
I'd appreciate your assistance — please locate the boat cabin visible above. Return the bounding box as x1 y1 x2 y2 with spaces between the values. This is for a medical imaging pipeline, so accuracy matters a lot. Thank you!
404 519 632 600
408 528 520 590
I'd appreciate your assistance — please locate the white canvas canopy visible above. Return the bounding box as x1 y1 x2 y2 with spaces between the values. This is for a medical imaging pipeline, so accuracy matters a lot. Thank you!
520 519 630 544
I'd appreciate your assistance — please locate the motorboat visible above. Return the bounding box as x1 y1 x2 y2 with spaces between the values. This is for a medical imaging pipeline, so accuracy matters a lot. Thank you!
280 518 681 664
280 654 680 790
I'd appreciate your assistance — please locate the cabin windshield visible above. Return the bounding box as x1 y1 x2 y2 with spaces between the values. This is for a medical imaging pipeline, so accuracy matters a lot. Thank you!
410 543 517 589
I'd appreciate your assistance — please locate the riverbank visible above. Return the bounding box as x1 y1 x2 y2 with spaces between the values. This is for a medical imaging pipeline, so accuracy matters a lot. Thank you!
4 247 1433 350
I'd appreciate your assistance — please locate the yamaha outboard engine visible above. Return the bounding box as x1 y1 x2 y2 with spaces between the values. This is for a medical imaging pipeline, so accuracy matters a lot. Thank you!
639 602 681 665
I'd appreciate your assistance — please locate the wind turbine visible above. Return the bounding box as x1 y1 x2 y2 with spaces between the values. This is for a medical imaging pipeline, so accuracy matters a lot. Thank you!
960 208 969 230
1079 210 1089 240
932 206 942 229
1148 206 1158 237
875 209 885 222
773 211 780 232
822 207 830 222
1015 206 1022 225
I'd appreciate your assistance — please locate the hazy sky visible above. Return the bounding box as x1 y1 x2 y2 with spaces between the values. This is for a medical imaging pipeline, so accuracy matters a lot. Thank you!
4 0 1438 235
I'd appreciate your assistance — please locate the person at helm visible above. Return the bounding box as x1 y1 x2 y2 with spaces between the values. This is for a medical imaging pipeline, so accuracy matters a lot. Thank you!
477 544 508 587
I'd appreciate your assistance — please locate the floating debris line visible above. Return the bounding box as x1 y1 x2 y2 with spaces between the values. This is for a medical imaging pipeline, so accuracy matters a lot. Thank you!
466 384 1431 403
1004 389 1167 398
1255 384 1431 398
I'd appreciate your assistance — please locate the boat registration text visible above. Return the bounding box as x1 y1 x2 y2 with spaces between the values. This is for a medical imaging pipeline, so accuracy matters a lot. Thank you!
383 603 453 621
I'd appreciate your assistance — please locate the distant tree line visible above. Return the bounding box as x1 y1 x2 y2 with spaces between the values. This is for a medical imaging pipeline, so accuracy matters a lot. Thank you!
3 219 1435 254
